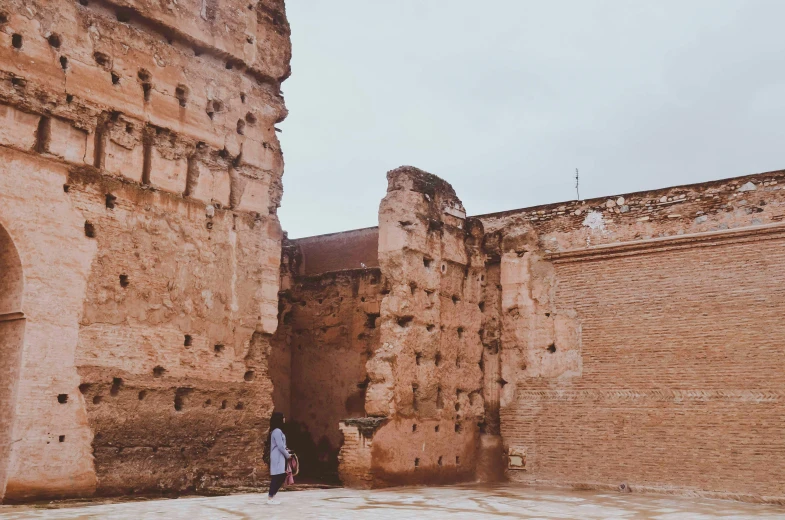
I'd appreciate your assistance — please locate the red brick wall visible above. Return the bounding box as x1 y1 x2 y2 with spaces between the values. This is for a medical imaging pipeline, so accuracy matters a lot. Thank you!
295 228 379 276
502 232 785 498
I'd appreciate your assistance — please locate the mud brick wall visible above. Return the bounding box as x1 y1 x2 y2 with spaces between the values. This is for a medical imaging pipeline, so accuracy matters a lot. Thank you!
274 263 384 482
295 227 379 276
481 170 785 502
0 0 289 501
338 167 487 488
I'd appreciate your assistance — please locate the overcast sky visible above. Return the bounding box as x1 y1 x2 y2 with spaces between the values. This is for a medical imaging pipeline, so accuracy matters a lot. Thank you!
277 0 785 238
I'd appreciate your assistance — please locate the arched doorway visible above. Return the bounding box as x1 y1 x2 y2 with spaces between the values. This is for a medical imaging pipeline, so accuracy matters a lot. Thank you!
0 223 24 502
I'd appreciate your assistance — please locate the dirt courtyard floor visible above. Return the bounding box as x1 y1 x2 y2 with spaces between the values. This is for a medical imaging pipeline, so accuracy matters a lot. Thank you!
0 484 782 519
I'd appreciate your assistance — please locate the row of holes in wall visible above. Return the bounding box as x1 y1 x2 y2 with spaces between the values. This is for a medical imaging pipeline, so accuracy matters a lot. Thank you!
80 379 248 411
414 456 460 468
411 423 463 434
413 385 475 413
6 17 261 132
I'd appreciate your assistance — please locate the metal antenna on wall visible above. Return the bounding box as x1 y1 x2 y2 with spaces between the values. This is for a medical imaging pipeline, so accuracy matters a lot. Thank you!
575 168 580 201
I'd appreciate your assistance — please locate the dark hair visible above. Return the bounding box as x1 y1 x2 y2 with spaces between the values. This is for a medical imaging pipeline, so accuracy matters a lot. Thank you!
263 412 285 465
270 411 285 432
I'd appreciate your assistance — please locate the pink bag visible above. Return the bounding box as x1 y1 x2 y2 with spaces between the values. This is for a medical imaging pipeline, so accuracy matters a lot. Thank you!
285 454 298 486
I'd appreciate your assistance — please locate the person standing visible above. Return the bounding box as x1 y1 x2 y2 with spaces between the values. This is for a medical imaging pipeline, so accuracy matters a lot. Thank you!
266 412 291 505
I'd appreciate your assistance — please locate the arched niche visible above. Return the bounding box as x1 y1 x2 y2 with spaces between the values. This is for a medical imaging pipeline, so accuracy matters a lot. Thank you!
0 223 25 502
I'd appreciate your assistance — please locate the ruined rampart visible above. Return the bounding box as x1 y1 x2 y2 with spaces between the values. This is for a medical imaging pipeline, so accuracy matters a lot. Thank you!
300 166 785 503
0 0 289 501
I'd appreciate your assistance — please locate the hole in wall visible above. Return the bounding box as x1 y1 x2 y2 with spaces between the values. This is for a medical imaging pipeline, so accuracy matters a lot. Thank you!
455 423 462 433
138 390 146 400
365 313 379 329
456 456 460 465
414 458 420 468
92 395 102 404
436 386 444 409
174 388 191 411
11 76 25 88
415 353 422 366
84 221 96 237
245 112 257 124
59 435 65 443
240 92 246 103
105 193 117 209
478 301 485 312
111 72 120 85
63 184 71 193
47 33 62 48
441 263 446 273
214 344 225 353
175 84 189 107
142 83 152 102
116 7 132 22
426 324 435 332
457 327 464 338
547 343 556 353
412 424 417 432
11 34 22 49
235 402 244 410
183 334 192 347
57 394 68 404
434 425 439 432
244 370 255 381
412 383 419 411
93 52 111 68
110 377 123 396
153 366 166 377
34 116 51 154
545 312 551 317
137 67 151 80
397 316 413 328
409 281 417 295
59 56 68 70
423 257 432 268
0 12 7 24
438 456 443 466
66 94 73 103
452 295 460 304
119 274 129 288
78 383 90 393
435 352 442 366
78 0 88 5
221 400 227 409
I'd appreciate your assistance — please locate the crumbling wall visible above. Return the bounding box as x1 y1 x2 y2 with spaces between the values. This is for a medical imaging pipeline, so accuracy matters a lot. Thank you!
339 166 487 487
276 267 383 482
482 170 785 502
0 0 289 501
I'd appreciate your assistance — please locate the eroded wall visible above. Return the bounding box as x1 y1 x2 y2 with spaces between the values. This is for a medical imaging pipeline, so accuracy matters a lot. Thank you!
481 170 785 502
277 269 383 481
338 167 489 488
0 0 289 501
325 166 785 502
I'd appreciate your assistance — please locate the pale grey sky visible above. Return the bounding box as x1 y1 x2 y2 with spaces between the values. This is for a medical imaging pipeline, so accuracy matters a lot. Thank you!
278 0 785 238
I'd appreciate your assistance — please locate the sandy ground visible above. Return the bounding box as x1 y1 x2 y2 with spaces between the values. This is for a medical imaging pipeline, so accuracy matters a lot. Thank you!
0 484 783 519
